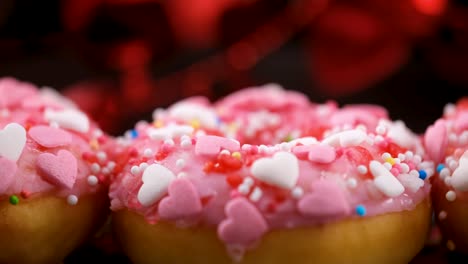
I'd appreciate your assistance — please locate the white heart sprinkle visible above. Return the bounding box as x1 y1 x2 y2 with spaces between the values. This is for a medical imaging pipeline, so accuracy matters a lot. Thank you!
451 151 468 191
250 152 299 189
0 123 26 162
386 120 416 149
370 160 405 197
169 103 218 128
137 164 176 207
148 124 194 140
322 129 367 147
44 108 90 133
398 173 424 193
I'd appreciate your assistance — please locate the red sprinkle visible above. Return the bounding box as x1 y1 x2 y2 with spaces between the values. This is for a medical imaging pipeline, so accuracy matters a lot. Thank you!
226 174 243 187
20 190 31 198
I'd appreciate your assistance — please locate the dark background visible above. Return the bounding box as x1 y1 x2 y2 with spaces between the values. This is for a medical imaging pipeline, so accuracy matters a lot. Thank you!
1 1 468 263
0 0 466 136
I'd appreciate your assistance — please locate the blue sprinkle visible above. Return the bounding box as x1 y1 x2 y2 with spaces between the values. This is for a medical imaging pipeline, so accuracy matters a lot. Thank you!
437 164 445 173
356 205 366 216
215 117 222 126
130 129 139 139
419 170 427 180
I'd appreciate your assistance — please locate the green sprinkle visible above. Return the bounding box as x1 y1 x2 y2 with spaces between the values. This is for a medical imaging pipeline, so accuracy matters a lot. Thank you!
9 195 19 205
284 134 294 142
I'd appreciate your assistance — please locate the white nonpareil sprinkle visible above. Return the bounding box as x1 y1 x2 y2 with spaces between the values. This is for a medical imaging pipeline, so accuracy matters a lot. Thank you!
243 177 254 187
176 159 186 168
445 177 452 187
131 165 141 175
177 172 187 178
238 184 250 195
107 161 116 171
381 152 391 160
91 163 101 174
87 175 99 186
438 211 447 220
220 149 231 156
398 153 406 161
446 190 457 201
164 139 175 146
180 139 192 148
96 151 107 162
400 163 410 173
143 148 153 157
347 178 358 188
383 162 392 170
67 195 78 205
291 186 304 199
444 103 456 116
439 168 451 179
249 187 263 202
139 162 149 171
357 165 368 175
375 125 386 135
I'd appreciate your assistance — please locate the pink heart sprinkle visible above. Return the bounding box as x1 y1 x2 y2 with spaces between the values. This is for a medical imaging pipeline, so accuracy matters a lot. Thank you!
36 150 77 189
218 197 268 245
424 120 448 164
195 135 240 156
291 145 311 159
0 156 17 193
297 180 350 218
29 125 72 148
454 112 468 132
308 144 336 163
158 178 202 220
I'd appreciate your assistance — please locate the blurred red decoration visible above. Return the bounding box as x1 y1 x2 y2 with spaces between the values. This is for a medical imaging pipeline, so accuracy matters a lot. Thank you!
38 0 467 134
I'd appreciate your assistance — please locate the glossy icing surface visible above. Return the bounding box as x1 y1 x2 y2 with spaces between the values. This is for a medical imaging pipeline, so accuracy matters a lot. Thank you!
109 84 433 258
0 77 113 204
425 98 468 201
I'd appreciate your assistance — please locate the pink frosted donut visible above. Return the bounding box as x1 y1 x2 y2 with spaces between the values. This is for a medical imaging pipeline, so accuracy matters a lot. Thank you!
0 77 114 264
110 84 433 264
425 98 468 252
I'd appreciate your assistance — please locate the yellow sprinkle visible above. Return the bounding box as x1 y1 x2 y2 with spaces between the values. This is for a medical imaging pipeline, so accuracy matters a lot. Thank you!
447 240 456 251
190 119 200 129
228 123 237 132
89 139 100 150
153 120 163 128
385 157 395 165
232 152 242 159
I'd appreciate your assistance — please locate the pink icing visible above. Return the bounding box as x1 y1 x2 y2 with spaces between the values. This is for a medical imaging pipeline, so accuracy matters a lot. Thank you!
297 180 351 219
29 125 72 148
0 77 114 201
158 178 203 221
36 150 78 189
426 98 468 198
218 197 268 245
195 135 240 156
109 84 432 259
0 157 17 193
424 120 447 163
307 144 336 163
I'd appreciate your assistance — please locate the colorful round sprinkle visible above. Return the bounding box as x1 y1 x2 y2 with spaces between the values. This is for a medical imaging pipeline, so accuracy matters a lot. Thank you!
356 205 366 216
436 164 445 173
418 170 427 180
9 195 19 205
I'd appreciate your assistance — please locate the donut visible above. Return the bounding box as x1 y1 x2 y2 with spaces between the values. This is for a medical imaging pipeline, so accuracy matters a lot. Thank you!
110 84 433 264
0 77 114 264
425 97 468 253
